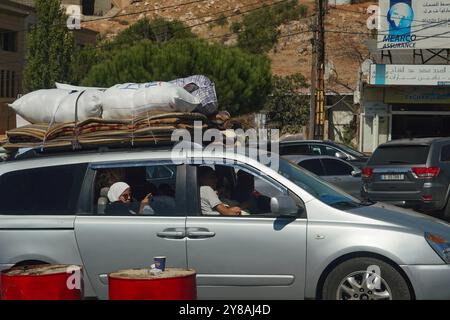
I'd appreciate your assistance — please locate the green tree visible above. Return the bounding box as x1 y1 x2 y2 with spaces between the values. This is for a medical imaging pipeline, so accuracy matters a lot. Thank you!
68 18 195 84
23 0 75 92
264 73 309 134
112 17 195 47
81 39 272 115
233 0 308 54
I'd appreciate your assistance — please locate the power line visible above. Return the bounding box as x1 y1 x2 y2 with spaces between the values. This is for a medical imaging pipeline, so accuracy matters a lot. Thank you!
323 16 450 39
0 0 291 35
0 0 212 35
329 5 450 35
0 0 311 66
329 5 450 25
0 26 311 67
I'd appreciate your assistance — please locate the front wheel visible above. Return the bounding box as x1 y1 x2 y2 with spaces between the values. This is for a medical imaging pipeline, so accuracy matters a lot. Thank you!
322 257 411 300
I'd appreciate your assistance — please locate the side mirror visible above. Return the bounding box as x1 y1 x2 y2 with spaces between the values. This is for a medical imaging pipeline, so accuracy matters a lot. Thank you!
335 151 348 160
270 196 298 216
351 169 361 177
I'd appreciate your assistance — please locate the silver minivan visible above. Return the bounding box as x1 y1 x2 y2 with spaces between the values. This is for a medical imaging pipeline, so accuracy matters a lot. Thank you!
0 147 449 300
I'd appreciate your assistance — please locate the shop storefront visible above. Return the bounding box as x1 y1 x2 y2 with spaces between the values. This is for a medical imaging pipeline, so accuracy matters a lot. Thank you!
360 64 450 153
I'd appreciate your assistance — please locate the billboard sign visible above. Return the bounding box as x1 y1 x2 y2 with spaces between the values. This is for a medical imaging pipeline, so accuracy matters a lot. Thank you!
369 64 450 85
378 0 450 49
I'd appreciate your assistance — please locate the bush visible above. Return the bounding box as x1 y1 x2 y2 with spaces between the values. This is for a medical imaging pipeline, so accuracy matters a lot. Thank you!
234 0 308 54
264 73 309 134
216 13 228 26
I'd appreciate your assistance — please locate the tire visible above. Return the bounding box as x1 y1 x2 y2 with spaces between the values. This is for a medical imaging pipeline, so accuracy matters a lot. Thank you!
322 257 411 300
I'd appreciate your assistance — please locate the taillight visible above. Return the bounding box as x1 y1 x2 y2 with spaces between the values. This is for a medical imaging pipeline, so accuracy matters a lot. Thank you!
362 167 373 178
411 167 440 178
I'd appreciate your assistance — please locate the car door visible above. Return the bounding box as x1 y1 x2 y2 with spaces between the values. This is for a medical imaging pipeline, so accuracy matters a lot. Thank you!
185 160 307 299
321 158 362 198
74 160 188 300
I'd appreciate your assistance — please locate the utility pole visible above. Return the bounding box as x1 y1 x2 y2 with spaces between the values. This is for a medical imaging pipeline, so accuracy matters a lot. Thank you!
310 0 326 140
309 23 317 140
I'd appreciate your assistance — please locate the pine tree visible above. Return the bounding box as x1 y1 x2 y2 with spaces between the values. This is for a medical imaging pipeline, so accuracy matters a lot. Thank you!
81 39 272 115
23 0 75 92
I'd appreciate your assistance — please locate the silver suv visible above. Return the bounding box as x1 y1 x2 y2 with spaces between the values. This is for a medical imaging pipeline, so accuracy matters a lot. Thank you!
361 137 450 220
0 147 449 300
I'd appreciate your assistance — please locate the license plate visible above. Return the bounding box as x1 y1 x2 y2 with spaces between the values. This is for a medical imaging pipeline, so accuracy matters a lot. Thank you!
381 174 405 180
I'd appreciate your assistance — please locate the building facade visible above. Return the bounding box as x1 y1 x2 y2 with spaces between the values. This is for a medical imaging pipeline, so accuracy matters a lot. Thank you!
357 0 450 153
359 44 450 153
0 0 35 134
0 0 98 134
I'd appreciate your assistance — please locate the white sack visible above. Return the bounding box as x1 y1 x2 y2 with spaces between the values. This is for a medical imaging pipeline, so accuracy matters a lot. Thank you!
101 83 141 120
9 89 103 124
102 82 201 120
9 89 71 124
133 82 201 113
55 89 103 122
55 82 106 91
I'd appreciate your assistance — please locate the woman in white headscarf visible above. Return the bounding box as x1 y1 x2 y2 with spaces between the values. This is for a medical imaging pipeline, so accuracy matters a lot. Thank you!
105 182 153 215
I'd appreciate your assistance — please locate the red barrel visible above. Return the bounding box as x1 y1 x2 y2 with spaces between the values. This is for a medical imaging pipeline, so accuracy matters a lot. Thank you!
109 268 196 300
1 264 83 300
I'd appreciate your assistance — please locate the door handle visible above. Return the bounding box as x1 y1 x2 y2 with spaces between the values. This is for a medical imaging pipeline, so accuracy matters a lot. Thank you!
157 228 185 239
187 228 215 239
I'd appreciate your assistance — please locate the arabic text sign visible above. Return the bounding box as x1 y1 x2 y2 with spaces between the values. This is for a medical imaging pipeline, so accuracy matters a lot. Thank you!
369 64 450 85
378 0 450 50
385 87 450 103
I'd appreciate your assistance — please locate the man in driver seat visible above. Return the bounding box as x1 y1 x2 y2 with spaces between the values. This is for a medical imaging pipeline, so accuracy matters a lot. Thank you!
198 166 241 216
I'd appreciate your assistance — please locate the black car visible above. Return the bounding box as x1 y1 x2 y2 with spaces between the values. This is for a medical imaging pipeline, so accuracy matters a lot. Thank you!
279 140 369 168
361 137 450 220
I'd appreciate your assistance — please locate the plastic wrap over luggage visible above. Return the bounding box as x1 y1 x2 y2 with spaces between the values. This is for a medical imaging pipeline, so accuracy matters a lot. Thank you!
56 89 104 122
9 89 103 124
170 75 218 116
102 83 141 120
102 82 201 120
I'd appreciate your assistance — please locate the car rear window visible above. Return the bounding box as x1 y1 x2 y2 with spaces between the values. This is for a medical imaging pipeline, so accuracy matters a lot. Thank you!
368 145 430 165
279 144 311 155
0 164 87 215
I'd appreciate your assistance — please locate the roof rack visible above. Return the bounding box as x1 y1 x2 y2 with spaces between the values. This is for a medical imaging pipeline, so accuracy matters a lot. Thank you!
2 140 181 162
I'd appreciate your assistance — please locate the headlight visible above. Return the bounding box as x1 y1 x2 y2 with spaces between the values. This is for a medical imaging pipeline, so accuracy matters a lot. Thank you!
425 232 450 264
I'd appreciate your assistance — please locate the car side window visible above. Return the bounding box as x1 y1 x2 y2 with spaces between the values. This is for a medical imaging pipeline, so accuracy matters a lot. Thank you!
146 165 176 179
440 145 450 162
310 144 323 155
325 146 340 157
322 159 353 176
93 164 180 216
0 164 87 215
298 159 325 176
196 163 304 217
279 144 311 155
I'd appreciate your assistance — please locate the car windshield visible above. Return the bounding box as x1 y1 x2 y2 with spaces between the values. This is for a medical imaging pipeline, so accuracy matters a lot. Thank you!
334 142 367 158
269 157 369 209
